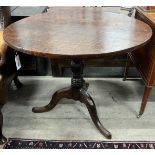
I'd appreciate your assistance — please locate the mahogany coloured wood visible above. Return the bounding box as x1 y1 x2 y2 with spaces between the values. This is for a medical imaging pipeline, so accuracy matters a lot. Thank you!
134 7 155 86
3 7 152 139
139 6 155 12
123 7 155 117
32 60 111 139
3 7 152 60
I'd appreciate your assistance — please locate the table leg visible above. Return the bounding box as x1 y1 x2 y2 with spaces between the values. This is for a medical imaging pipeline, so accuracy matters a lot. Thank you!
13 75 23 89
137 86 152 118
123 53 131 81
32 87 72 113
32 59 111 139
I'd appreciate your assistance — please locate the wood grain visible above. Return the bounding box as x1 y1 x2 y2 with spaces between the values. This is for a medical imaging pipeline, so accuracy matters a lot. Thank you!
3 7 152 60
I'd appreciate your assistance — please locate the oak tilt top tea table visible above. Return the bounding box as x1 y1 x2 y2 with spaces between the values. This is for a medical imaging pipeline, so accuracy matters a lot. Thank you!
2 7 152 141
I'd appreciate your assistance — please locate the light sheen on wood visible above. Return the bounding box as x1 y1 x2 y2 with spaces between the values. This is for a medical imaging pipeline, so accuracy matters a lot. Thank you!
3 7 152 59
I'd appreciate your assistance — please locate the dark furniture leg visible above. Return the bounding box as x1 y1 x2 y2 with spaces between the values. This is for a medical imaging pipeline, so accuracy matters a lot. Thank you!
123 53 131 81
137 86 152 118
13 75 23 89
0 105 7 145
32 59 112 139
123 54 153 118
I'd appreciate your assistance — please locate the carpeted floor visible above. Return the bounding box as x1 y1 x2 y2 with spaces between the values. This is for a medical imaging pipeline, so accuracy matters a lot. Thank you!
2 76 155 146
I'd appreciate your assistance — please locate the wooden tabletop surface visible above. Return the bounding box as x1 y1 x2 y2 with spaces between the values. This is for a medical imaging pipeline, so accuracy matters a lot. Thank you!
3 7 152 60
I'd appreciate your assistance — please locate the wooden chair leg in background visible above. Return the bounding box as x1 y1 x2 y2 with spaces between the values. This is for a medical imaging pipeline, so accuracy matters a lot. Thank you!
123 54 131 81
51 61 63 77
13 75 23 89
137 86 152 118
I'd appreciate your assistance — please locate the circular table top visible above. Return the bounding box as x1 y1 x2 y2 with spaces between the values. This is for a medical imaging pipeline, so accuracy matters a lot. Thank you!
3 7 152 59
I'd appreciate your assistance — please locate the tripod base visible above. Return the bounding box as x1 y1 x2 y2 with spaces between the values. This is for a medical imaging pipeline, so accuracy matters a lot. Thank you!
32 60 112 139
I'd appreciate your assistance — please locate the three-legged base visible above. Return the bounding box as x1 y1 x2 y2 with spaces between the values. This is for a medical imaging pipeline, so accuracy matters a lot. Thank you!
32 60 112 139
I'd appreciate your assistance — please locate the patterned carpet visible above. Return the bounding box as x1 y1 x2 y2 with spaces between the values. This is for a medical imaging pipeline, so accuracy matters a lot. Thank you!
3 138 155 149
